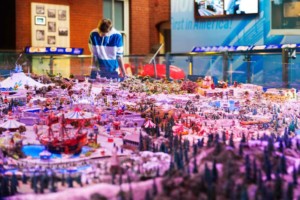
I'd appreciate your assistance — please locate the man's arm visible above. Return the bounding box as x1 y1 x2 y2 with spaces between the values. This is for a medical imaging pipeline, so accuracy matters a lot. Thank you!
117 56 126 77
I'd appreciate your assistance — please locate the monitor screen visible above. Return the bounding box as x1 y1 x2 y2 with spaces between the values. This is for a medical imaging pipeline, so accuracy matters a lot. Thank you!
270 0 300 35
194 0 259 19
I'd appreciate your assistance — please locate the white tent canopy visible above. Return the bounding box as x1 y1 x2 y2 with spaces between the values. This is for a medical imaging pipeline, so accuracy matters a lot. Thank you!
0 118 25 129
0 72 50 89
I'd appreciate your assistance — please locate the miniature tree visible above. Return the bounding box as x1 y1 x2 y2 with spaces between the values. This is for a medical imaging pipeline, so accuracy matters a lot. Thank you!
224 178 235 198
207 133 213 147
207 182 216 200
252 159 257 184
240 186 249 200
146 137 151 151
287 138 292 149
213 135 221 153
2 176 9 196
117 186 126 200
241 132 246 143
292 166 298 186
229 133 235 148
280 155 287 174
32 175 38 193
145 189 152 200
204 163 212 185
119 172 122 185
274 172 282 199
245 155 252 183
184 138 190 151
279 139 284 153
49 173 57 192
214 133 220 143
289 121 295 133
61 173 65 186
168 161 175 174
267 137 274 153
239 143 244 156
212 160 218 183
111 171 116 185
193 143 198 157
152 178 158 196
127 176 133 200
139 132 144 151
160 143 167 153
152 143 156 153
10 174 18 195
174 150 183 170
160 123 165 132
39 174 46 193
193 158 198 174
184 148 189 164
66 174 73 188
22 173 28 184
222 131 226 144
286 182 294 200
256 170 262 187
155 123 160 138
156 167 160 177
263 150 272 181
198 138 204 148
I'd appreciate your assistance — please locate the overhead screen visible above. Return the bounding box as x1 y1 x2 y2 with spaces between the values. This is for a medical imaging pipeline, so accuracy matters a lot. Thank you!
194 0 259 19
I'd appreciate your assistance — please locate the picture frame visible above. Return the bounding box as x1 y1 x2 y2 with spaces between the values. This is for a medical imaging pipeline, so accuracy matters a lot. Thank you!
36 5 45 14
35 16 46 25
58 27 68 36
36 30 45 41
48 21 56 32
47 9 56 18
58 10 67 20
47 36 56 45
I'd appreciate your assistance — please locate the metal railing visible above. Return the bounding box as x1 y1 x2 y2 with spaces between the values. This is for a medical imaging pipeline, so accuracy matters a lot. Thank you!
0 47 299 88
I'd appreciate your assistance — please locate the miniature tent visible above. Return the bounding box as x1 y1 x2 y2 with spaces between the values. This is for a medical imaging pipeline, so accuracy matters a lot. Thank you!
143 119 156 128
0 72 50 89
60 108 97 120
0 118 25 130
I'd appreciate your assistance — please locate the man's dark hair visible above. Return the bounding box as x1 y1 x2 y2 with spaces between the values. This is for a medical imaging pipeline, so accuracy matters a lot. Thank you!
98 18 112 33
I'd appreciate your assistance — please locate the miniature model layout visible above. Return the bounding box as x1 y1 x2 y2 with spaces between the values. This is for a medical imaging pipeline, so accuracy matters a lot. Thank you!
1 68 300 200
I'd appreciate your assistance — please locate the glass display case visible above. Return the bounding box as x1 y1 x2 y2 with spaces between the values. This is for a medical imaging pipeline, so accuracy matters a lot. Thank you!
0 45 299 89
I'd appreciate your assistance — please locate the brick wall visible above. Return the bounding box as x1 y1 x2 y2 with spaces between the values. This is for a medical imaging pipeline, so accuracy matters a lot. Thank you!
15 0 102 54
149 0 170 50
129 0 170 54
15 0 170 55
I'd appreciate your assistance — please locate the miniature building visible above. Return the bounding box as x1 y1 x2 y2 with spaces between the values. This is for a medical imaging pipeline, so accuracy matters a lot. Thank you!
123 133 140 149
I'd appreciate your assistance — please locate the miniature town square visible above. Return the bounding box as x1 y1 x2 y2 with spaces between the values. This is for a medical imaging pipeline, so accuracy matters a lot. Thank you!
1 68 300 199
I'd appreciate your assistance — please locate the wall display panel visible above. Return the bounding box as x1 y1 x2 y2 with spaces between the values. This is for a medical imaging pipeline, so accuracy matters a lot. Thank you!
31 2 70 47
271 0 300 35
171 0 300 86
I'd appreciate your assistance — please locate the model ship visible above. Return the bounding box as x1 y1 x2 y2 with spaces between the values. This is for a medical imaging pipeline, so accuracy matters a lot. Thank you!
34 108 96 154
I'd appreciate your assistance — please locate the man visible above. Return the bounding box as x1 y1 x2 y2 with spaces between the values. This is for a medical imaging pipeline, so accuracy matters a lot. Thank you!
89 18 127 80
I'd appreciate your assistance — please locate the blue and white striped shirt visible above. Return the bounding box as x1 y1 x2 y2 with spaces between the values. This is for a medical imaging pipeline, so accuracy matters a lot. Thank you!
89 28 123 72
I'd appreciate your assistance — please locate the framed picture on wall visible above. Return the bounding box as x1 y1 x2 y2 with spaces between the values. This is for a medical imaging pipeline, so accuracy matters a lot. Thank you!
36 5 45 14
36 30 45 41
48 36 56 45
58 27 68 36
35 16 46 25
48 9 56 18
58 10 67 20
48 22 56 32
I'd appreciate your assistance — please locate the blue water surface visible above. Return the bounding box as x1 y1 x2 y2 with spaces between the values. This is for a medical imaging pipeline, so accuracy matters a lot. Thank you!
22 145 91 159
